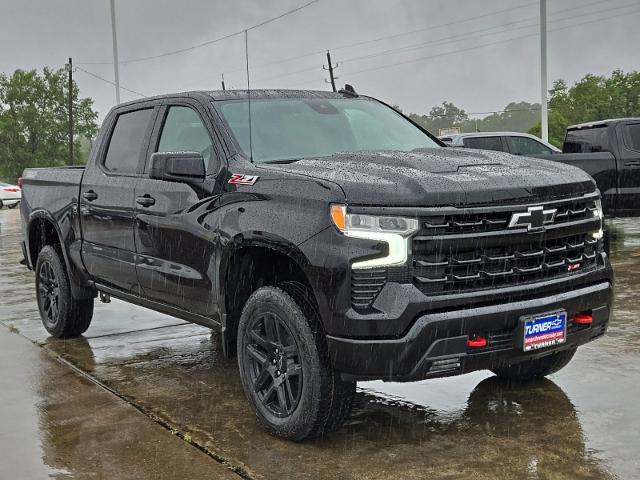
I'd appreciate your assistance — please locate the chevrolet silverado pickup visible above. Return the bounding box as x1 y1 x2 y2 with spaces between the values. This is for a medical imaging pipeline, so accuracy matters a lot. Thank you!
540 118 640 217
20 89 613 440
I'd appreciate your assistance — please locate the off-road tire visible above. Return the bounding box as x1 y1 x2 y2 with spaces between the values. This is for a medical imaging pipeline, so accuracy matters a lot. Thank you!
492 348 577 382
237 285 356 441
35 245 94 338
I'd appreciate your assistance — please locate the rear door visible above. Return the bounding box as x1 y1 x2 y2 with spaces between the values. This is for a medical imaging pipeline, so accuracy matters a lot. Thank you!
134 100 224 316
80 104 157 292
617 121 640 215
462 136 507 152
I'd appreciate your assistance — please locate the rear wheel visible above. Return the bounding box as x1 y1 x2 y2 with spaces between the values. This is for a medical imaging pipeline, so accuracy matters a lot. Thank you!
35 245 94 338
237 286 355 441
492 348 577 382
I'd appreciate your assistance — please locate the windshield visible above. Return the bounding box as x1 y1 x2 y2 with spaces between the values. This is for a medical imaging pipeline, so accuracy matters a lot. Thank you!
217 98 440 162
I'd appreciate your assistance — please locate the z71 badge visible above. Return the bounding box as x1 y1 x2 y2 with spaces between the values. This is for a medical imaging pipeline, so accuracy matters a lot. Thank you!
228 174 259 185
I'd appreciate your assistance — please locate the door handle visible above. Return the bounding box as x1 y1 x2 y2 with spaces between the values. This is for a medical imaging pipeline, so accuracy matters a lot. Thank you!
136 195 156 207
625 160 640 168
83 190 98 201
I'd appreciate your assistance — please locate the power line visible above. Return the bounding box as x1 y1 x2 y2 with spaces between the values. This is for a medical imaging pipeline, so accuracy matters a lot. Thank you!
78 0 321 66
340 0 628 65
189 0 540 85
254 0 630 85
75 66 147 98
338 6 640 78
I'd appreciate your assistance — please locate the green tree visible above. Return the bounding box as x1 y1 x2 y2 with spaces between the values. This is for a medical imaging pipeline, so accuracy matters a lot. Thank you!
529 109 569 148
408 101 468 135
0 67 98 182
528 69 640 148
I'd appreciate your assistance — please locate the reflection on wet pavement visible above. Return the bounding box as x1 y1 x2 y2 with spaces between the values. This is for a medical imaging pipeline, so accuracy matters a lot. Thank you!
1 208 638 479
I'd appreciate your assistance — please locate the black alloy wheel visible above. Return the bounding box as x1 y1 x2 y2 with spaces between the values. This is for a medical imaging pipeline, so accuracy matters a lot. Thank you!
35 245 94 338
245 311 303 417
38 259 60 328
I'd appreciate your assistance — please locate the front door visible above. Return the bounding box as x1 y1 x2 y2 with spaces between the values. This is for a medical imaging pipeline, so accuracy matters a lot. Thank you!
80 106 157 292
134 102 223 317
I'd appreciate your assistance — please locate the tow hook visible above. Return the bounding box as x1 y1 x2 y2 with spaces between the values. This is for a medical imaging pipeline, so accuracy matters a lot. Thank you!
99 292 111 303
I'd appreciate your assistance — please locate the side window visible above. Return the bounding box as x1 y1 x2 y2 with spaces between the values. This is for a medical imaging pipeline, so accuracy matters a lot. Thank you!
508 136 552 155
104 109 154 174
563 126 609 153
624 123 640 151
157 106 215 170
463 136 504 152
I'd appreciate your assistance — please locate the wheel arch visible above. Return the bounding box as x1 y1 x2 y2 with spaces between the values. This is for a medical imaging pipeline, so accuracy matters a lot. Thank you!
220 233 320 358
27 210 96 299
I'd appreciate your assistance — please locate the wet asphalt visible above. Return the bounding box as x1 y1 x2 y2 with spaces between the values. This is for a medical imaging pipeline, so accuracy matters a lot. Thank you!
0 207 638 480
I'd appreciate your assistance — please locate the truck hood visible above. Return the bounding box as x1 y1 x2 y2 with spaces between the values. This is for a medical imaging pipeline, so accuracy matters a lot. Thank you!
264 148 596 207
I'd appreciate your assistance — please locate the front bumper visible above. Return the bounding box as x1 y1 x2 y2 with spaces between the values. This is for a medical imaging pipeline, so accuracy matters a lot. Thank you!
327 280 612 381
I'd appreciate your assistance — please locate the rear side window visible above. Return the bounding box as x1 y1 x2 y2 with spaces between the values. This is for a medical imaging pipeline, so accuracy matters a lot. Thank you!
104 109 154 173
563 126 609 153
463 136 505 152
507 136 552 155
623 123 640 151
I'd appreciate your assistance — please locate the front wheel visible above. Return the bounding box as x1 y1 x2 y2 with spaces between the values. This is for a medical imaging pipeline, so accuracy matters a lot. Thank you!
237 286 355 441
35 245 94 338
492 348 577 382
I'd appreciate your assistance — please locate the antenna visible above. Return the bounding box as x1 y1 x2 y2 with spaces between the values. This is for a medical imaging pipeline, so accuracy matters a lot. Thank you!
221 73 226 91
245 29 253 162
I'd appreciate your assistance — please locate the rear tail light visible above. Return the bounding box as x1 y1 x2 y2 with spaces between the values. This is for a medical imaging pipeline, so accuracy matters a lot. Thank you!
2 186 19 192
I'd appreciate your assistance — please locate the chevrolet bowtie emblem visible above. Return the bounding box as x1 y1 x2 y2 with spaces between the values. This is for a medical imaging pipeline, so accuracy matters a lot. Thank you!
508 206 557 231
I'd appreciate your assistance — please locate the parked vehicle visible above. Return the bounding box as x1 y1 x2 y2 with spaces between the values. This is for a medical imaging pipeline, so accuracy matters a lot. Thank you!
438 131 561 155
0 182 21 209
20 89 612 440
538 118 640 217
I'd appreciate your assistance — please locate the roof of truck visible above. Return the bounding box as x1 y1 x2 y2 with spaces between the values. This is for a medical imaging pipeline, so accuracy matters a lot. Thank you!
116 89 361 109
568 117 640 129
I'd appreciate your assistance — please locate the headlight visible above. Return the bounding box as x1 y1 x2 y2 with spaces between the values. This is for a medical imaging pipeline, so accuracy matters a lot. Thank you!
593 199 603 220
591 199 604 240
330 205 419 269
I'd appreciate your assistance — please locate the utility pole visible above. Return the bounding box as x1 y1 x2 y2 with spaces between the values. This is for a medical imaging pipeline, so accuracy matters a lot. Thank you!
540 0 548 142
110 0 121 104
221 73 226 91
323 51 338 92
66 58 74 166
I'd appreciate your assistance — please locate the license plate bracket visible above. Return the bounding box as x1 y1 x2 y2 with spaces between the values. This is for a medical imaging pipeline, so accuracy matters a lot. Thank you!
518 310 567 352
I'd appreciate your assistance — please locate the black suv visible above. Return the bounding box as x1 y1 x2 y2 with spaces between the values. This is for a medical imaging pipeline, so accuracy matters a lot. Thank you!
20 89 613 440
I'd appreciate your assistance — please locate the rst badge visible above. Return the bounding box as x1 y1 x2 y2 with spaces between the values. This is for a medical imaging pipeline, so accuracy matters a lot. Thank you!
228 174 259 185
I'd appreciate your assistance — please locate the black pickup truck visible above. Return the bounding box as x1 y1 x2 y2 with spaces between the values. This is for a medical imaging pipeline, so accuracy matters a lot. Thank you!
541 118 640 217
20 89 612 440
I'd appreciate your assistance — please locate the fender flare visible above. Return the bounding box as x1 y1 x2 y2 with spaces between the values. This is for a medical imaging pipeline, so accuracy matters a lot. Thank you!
218 231 316 357
27 209 96 299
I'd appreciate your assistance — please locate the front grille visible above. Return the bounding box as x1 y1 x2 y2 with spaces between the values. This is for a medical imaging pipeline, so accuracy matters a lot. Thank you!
411 195 602 295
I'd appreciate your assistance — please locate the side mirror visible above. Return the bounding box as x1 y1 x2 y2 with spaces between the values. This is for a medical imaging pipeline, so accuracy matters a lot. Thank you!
149 152 206 183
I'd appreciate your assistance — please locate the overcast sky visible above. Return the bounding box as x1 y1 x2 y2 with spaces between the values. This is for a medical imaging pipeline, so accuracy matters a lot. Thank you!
2 0 639 120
